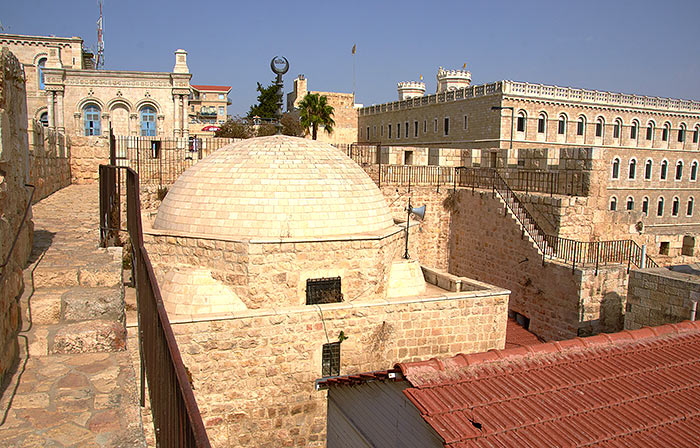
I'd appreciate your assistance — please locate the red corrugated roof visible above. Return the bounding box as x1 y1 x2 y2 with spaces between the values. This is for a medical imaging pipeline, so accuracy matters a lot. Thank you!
504 317 543 349
191 85 231 92
395 321 700 447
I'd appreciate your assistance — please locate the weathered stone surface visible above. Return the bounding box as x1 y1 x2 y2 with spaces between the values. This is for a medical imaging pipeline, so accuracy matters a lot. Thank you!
52 320 126 354
61 287 124 322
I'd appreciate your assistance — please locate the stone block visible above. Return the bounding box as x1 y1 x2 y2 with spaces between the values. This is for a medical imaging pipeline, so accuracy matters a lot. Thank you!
60 287 124 322
51 320 126 354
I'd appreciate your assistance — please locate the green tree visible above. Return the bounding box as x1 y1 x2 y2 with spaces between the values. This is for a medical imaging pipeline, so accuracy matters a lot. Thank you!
280 112 305 137
297 93 335 140
247 81 279 119
215 116 253 139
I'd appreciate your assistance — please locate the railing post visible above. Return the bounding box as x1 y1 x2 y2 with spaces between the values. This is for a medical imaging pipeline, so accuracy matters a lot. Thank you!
641 244 647 269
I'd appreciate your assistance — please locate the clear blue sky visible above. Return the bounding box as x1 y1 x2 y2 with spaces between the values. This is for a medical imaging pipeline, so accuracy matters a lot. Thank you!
2 0 700 116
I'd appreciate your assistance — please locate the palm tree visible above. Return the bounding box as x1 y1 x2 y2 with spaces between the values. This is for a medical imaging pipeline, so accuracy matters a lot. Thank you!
297 93 335 140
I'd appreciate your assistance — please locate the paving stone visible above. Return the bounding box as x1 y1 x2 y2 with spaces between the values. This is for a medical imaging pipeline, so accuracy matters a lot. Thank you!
61 287 124 322
52 320 127 354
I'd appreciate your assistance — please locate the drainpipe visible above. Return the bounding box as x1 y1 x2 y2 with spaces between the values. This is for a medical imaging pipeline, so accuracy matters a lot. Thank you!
691 301 697 322
640 244 647 269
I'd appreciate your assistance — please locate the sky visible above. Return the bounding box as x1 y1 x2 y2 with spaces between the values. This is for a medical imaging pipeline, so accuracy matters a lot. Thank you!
2 0 700 117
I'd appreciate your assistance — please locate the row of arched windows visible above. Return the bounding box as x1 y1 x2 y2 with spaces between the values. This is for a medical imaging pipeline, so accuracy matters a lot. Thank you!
81 104 157 136
611 157 698 182
516 111 700 147
610 195 694 218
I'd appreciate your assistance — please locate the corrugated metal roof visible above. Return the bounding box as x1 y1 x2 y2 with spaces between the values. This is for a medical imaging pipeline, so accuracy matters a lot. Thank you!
395 321 700 446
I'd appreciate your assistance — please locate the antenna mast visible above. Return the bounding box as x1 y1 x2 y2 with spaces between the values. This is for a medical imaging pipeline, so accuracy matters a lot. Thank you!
96 0 105 69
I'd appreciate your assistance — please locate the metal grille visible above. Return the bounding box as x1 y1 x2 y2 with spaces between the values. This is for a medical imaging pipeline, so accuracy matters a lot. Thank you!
306 277 342 305
322 342 341 377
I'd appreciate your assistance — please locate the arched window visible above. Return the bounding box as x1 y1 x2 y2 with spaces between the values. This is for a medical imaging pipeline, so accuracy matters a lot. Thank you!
630 120 639 140
672 197 680 216
37 57 47 90
140 106 157 136
626 196 634 211
678 123 687 142
675 161 683 180
629 158 637 179
688 197 695 216
516 111 527 133
646 121 655 141
611 158 620 180
657 197 665 216
577 116 586 136
694 125 699 145
610 196 617 211
84 104 101 136
613 118 622 139
557 114 567 135
662 122 671 141
642 197 649 216
660 160 668 180
645 159 653 180
691 161 698 181
39 112 48 127
537 112 547 134
596 117 605 138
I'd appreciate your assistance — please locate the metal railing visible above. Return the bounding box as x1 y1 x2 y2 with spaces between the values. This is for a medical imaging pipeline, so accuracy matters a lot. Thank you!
455 166 587 196
99 165 211 448
111 135 235 188
381 165 454 190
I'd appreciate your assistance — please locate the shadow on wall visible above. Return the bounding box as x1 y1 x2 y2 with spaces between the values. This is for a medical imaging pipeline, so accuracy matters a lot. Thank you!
26 230 55 265
578 291 624 337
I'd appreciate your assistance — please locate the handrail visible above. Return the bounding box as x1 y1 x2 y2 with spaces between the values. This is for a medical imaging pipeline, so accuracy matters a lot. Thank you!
99 165 211 447
0 184 36 273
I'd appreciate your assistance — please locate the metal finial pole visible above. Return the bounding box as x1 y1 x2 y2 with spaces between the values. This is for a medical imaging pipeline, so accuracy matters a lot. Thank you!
270 56 289 135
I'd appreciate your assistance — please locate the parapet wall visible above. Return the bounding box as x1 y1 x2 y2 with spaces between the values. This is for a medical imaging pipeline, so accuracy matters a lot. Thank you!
27 119 71 201
0 48 33 386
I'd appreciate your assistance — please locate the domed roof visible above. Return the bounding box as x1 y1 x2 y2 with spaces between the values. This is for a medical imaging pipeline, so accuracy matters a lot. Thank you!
153 135 395 239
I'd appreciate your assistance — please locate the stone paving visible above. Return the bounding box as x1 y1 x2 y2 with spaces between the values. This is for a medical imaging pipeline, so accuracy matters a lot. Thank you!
0 184 146 447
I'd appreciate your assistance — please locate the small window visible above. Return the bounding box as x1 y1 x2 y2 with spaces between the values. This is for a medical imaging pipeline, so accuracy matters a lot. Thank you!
687 198 694 217
463 115 468 130
218 93 225 100
444 117 450 136
557 115 566 135
577 116 585 136
423 120 427 133
659 241 670 255
642 197 649 215
404 150 414 165
662 123 670 141
321 342 341 377
596 118 604 137
629 159 636 179
388 124 392 138
434 118 438 132
405 122 409 138
645 159 653 180
39 112 49 127
694 126 699 144
682 235 695 256
630 120 638 139
612 158 620 179
428 148 439 166
140 106 157 137
517 112 526 132
538 114 546 134
306 277 342 305
397 123 401 139
610 196 617 211
675 161 683 180
660 160 668 180
672 197 680 216
646 122 654 141
366 127 370 140
626 196 634 211
657 197 665 216
381 125 384 137
84 104 102 136
691 161 698 181
613 119 622 139
219 106 225 115
678 124 686 142
37 57 47 90
414 121 418 137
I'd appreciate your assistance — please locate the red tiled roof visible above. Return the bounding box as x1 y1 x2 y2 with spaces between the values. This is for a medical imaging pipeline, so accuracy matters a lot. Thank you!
191 85 231 92
504 317 543 349
395 321 700 447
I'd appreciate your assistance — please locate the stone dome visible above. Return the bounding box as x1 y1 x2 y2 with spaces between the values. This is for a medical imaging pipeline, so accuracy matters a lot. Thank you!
153 135 395 239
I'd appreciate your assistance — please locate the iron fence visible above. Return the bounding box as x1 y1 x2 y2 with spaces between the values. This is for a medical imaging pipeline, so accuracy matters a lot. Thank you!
380 165 454 188
99 165 211 448
455 167 587 197
112 135 235 188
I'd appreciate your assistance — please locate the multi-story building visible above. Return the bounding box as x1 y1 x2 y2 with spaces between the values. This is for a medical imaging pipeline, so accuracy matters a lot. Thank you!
0 33 193 138
188 84 231 135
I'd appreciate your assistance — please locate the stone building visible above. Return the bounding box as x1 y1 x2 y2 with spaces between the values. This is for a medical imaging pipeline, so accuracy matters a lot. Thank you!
188 84 231 136
140 135 510 446
1 33 192 138
287 74 358 145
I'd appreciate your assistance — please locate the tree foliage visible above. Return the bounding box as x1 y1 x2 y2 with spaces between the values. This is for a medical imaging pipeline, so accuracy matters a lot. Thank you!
297 93 335 140
247 81 279 119
281 112 305 137
214 113 304 139
214 116 253 139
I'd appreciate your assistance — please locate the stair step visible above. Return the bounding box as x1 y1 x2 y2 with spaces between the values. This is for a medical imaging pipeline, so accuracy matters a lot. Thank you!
51 320 127 354
61 286 124 322
23 287 69 325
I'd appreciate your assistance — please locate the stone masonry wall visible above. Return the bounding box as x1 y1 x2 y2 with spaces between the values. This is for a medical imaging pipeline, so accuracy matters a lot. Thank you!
27 119 71 201
70 134 110 183
447 188 628 340
0 48 33 386
171 291 508 447
625 266 700 330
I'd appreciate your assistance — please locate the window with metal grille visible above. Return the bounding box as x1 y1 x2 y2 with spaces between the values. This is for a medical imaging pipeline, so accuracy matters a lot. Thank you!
306 277 342 305
321 342 341 377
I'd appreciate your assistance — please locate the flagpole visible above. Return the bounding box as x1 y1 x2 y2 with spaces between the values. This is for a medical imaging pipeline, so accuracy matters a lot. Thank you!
352 44 356 103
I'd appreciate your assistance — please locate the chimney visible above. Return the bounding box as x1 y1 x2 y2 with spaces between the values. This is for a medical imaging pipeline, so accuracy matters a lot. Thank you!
173 49 189 74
